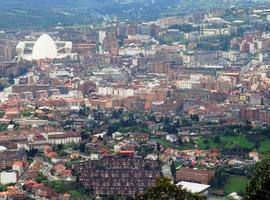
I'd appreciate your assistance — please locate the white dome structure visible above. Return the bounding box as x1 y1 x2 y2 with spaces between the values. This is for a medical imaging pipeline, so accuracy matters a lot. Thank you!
32 34 58 60
16 34 74 61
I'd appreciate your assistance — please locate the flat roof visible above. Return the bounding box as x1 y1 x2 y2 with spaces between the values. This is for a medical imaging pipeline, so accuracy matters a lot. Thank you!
176 181 210 193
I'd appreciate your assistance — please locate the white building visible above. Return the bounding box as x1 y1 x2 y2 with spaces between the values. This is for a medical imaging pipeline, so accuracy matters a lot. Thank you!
176 80 199 89
228 192 242 200
99 31 106 44
0 171 18 185
202 27 230 36
176 181 210 195
166 134 178 143
97 87 135 97
29 131 81 145
119 45 145 56
46 132 81 145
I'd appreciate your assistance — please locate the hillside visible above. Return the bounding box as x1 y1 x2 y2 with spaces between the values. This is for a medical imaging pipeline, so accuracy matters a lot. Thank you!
0 0 267 29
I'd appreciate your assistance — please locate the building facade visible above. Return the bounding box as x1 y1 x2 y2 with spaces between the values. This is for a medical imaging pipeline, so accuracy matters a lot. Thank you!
74 155 160 197
176 168 215 184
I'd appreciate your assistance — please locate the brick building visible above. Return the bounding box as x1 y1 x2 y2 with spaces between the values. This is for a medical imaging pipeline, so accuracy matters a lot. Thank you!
74 155 160 197
0 150 27 170
176 168 215 184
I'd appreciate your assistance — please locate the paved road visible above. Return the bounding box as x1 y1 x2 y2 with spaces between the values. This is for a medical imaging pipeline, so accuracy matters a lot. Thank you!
162 160 173 181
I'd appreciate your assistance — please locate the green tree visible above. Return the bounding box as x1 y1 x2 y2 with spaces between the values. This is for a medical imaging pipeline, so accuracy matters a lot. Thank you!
21 109 32 117
65 161 73 169
0 110 5 118
244 155 270 200
190 114 199 122
171 161 176 180
136 177 206 200
0 83 4 91
8 74 14 85
0 185 7 192
36 173 48 183
157 143 161 152
211 168 227 188
214 136 220 143
79 143 86 153
182 118 192 127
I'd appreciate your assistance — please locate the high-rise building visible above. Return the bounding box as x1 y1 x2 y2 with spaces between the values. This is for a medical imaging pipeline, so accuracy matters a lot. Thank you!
75 155 160 197
103 32 119 55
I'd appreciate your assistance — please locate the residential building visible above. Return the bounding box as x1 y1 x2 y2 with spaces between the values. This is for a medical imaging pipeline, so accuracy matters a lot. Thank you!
176 168 215 184
74 155 160 197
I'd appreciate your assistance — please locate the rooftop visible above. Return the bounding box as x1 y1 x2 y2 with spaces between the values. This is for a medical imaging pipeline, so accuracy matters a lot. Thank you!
176 181 210 193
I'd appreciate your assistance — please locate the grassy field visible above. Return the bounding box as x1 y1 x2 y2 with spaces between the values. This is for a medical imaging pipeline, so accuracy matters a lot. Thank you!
221 135 254 149
195 134 270 153
195 138 220 149
224 175 249 195
152 138 173 148
195 135 256 150
152 137 195 150
68 190 92 200
258 139 270 153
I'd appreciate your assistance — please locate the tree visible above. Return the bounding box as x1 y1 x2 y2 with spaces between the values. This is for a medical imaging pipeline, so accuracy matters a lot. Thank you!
0 83 4 91
244 155 270 200
8 74 14 85
182 118 192 127
136 177 206 200
157 143 161 152
0 110 4 118
65 161 73 169
46 181 66 193
107 124 119 136
36 173 48 183
80 131 89 140
190 114 199 122
79 80 96 97
0 185 7 192
214 136 220 143
211 168 227 188
21 109 32 117
27 149 38 157
79 143 86 153
171 161 176 180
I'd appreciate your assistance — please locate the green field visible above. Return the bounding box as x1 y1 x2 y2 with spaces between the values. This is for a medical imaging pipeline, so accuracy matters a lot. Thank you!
195 134 270 153
68 190 92 200
258 139 270 153
195 138 220 149
0 0 267 29
152 138 173 148
221 135 254 149
224 175 249 195
195 135 258 150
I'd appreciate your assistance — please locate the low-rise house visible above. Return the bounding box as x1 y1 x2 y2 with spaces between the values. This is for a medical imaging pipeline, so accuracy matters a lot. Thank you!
0 186 26 200
112 132 123 140
146 153 158 160
131 133 149 143
53 163 66 175
249 150 259 162
29 131 81 145
12 161 25 177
